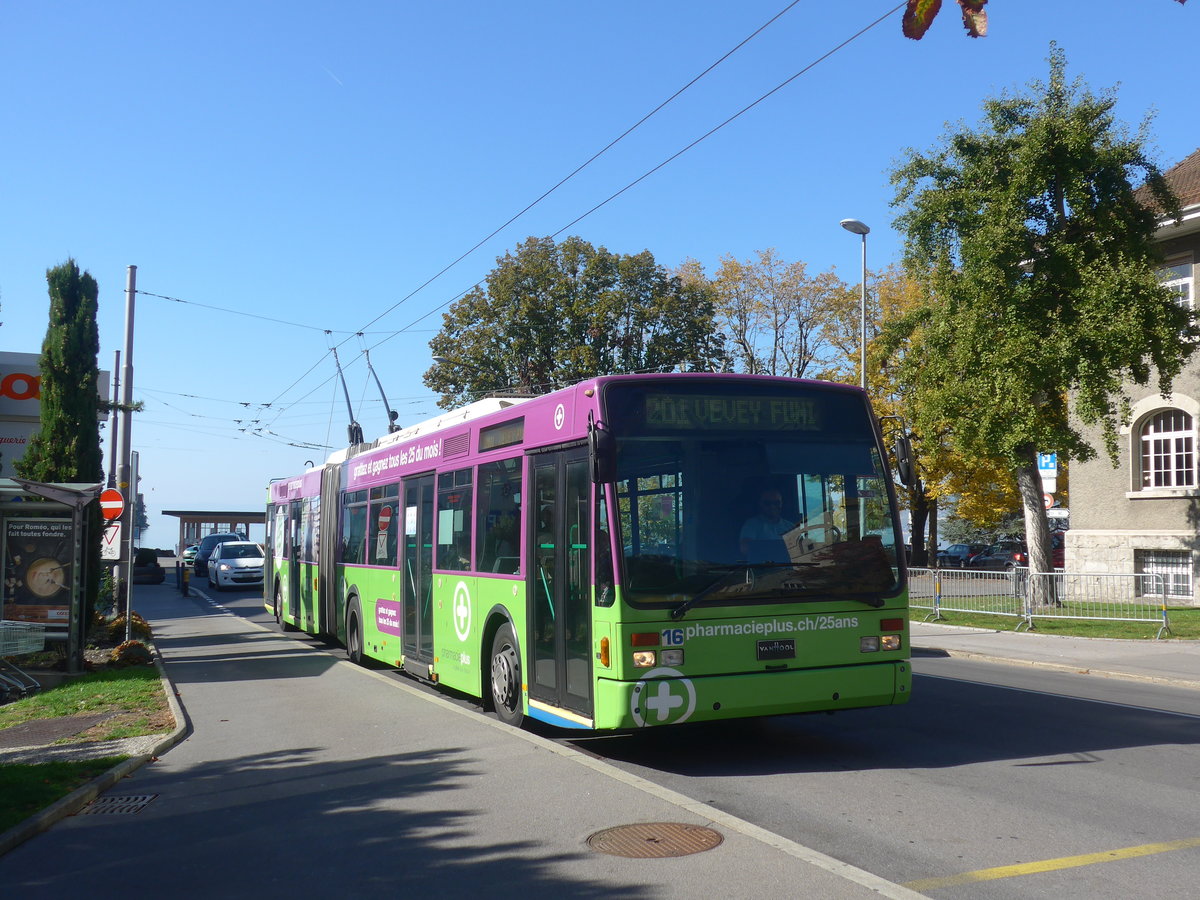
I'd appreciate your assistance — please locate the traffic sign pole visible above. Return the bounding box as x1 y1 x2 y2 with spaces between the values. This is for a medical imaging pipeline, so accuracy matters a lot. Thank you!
124 451 138 641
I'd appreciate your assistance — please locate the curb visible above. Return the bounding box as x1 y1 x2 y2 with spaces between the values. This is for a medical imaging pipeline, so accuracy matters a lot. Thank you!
918 645 1200 691
0 649 190 857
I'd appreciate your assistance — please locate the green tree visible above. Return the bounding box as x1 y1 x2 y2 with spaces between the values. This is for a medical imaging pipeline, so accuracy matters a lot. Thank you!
16 260 105 618
133 493 150 538
885 46 1194 580
710 249 845 378
425 236 720 407
16 260 104 481
869 266 1029 560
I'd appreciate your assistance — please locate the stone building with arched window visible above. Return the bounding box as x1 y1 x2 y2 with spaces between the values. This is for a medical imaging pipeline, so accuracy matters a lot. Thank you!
1068 148 1200 606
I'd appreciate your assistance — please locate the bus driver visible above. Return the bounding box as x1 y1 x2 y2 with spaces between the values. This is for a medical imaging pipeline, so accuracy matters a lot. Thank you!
739 488 794 560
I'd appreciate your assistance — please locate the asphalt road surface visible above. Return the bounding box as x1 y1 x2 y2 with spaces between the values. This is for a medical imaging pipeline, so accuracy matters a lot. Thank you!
211 585 1200 900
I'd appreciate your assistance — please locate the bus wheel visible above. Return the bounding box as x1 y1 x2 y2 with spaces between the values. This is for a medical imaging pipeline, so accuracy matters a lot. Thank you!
489 624 523 727
277 585 297 632
347 599 364 666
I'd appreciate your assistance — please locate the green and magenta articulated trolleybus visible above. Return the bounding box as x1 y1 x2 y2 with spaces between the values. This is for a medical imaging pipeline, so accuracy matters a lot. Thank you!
265 372 911 730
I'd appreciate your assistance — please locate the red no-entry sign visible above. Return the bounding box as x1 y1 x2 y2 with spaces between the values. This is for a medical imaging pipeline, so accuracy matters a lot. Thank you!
378 505 393 532
100 488 125 521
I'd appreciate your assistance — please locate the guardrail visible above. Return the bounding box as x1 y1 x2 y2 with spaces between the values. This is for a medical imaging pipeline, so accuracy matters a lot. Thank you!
1025 571 1171 638
909 567 1172 639
909 567 1026 623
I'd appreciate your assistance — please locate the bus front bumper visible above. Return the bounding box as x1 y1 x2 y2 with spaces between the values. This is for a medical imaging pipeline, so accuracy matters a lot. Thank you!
592 660 911 730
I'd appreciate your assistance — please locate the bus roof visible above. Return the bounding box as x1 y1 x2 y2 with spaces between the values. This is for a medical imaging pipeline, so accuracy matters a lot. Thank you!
275 373 868 493
324 395 532 466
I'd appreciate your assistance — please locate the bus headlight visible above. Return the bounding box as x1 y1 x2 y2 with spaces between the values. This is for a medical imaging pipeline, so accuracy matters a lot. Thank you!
633 650 657 668
860 635 902 653
661 649 684 666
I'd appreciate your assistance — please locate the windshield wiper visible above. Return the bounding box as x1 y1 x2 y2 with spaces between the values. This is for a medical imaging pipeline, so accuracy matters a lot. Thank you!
851 594 887 608
671 566 753 620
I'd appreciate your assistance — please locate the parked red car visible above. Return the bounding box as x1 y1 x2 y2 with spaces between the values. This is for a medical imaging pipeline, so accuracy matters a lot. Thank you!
966 541 1027 571
937 543 987 568
967 536 1065 571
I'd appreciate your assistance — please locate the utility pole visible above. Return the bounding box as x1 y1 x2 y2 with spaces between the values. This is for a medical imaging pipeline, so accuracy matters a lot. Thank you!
116 265 136 612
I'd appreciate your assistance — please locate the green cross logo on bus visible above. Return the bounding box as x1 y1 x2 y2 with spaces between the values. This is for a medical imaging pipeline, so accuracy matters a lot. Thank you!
453 581 472 642
631 667 696 727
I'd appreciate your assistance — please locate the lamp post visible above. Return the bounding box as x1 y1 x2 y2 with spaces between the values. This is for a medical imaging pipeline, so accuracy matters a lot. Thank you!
839 218 870 391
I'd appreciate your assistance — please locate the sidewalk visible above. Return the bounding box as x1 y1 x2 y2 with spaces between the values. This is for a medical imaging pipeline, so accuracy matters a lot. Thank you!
910 621 1200 689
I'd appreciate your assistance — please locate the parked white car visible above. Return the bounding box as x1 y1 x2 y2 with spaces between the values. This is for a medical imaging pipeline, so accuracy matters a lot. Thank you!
206 541 265 591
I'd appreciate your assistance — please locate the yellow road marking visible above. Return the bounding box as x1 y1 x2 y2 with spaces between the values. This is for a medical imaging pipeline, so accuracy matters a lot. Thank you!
904 837 1200 892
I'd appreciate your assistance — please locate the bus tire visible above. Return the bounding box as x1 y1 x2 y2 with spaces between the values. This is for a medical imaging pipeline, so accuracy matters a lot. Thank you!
347 598 365 666
277 585 298 632
489 623 523 727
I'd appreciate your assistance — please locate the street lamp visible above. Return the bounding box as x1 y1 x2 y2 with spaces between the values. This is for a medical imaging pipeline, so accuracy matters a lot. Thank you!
839 218 870 391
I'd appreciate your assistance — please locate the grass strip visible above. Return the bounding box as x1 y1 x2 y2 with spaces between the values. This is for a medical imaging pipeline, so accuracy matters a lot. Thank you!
911 606 1199 639
0 757 127 833
0 667 165 731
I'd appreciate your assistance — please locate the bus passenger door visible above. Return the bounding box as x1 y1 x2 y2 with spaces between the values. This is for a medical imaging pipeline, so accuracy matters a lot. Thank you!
528 449 593 718
402 473 435 665
287 501 302 622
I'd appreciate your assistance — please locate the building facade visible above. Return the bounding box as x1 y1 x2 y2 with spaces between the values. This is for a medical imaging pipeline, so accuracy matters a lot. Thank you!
1068 148 1200 606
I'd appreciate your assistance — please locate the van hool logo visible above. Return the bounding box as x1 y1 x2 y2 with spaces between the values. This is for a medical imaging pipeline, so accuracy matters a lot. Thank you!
1 372 40 401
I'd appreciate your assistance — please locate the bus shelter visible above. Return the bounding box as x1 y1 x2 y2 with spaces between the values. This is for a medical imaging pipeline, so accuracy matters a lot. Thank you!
162 509 266 556
1 478 102 674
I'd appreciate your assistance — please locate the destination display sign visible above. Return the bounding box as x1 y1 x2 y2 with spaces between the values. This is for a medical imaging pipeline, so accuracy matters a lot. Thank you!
643 394 820 431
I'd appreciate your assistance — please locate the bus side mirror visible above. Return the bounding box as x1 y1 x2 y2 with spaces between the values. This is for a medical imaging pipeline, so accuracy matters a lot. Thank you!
893 434 914 486
589 419 616 483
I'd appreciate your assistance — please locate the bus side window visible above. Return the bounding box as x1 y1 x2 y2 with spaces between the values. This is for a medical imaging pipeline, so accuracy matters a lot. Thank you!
437 468 474 571
369 483 399 565
595 483 614 607
341 491 368 565
477 458 522 575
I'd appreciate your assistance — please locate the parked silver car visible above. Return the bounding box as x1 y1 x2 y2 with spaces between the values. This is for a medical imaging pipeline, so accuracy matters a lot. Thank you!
206 541 265 591
193 532 245 576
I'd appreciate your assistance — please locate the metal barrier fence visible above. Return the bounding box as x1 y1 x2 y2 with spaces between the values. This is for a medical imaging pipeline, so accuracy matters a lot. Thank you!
909 567 1026 623
909 567 1172 639
1025 571 1171 638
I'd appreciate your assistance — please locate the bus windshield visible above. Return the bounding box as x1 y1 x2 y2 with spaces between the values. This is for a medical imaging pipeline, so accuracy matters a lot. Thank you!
603 381 903 608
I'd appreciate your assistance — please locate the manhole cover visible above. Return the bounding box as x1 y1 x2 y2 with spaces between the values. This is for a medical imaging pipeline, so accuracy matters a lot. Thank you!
78 794 158 816
587 822 723 858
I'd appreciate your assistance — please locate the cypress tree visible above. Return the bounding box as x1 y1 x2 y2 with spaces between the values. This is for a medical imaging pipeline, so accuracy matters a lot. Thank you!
16 260 104 482
16 259 105 624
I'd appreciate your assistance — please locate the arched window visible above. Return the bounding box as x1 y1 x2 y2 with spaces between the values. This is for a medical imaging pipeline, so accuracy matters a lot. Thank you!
1140 410 1195 488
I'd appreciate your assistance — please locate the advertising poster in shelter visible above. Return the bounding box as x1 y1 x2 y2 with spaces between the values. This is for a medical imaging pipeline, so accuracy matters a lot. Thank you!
2 518 72 625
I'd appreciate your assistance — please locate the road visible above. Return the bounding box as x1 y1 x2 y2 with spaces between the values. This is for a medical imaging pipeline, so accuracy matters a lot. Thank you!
210 584 1200 899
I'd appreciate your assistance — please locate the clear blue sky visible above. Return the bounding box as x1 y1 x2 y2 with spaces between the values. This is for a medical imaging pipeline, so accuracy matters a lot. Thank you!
2 1 1195 551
